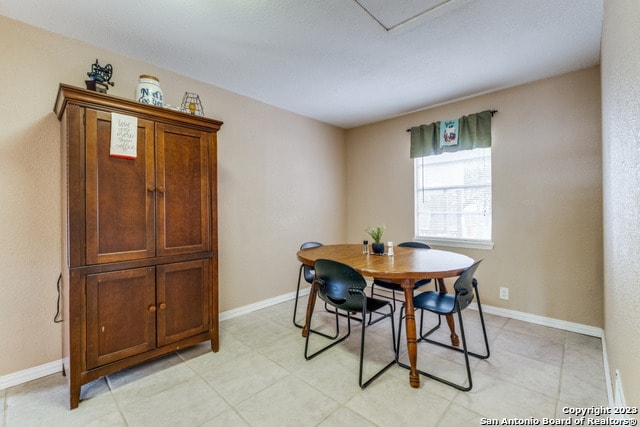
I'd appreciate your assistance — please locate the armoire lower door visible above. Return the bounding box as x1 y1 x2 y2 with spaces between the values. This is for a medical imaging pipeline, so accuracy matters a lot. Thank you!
86 267 156 369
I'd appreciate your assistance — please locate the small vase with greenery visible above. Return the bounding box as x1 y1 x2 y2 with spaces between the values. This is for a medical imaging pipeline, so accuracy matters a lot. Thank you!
365 225 386 254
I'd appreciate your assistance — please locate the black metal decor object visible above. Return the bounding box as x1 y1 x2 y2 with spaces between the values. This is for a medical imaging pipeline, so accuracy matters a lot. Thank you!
180 92 204 116
85 59 115 93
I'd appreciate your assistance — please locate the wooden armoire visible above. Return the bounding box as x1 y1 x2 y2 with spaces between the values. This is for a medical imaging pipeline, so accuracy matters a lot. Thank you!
54 84 222 409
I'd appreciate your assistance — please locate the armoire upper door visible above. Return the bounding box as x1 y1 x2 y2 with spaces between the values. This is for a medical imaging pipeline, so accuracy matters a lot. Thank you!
155 123 211 256
85 109 155 264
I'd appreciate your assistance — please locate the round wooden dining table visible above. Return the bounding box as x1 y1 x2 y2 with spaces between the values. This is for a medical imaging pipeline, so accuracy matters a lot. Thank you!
297 243 474 388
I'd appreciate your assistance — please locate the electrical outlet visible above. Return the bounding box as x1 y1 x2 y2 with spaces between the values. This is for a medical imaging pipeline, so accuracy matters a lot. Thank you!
499 287 509 300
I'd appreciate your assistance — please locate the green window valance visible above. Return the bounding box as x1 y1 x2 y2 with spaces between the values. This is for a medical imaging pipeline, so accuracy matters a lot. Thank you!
410 110 493 158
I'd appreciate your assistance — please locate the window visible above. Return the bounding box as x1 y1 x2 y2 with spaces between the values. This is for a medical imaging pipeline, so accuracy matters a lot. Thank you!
414 147 492 248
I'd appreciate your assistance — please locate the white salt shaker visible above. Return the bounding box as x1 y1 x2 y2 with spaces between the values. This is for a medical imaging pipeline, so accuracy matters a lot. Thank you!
387 241 394 256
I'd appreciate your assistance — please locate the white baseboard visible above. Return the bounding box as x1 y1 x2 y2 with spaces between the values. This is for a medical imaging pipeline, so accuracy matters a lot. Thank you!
468 303 612 407
219 287 311 322
601 334 614 408
614 369 627 409
0 360 62 391
472 303 603 337
0 289 314 392
1 289 610 397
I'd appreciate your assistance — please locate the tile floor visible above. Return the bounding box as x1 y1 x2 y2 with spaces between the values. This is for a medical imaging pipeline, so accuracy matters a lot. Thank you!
1 295 609 427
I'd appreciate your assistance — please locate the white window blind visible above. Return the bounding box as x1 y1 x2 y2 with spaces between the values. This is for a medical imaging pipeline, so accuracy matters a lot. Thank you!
414 147 492 243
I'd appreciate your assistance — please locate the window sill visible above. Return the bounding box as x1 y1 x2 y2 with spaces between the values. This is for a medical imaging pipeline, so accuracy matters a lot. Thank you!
414 237 494 251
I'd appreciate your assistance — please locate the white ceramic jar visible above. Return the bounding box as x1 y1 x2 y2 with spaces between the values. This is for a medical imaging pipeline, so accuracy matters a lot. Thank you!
136 75 163 107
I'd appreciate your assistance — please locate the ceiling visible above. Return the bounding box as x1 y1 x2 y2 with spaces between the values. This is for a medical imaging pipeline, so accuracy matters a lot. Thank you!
2 0 603 128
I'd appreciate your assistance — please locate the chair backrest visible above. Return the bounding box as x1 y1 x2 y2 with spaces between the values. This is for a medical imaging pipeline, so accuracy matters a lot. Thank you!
397 242 431 287
398 241 431 249
453 259 483 311
300 241 323 283
313 259 367 312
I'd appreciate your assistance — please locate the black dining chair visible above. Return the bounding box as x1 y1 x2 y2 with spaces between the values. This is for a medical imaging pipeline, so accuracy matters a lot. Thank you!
368 242 434 325
396 259 489 391
293 241 323 329
305 259 396 389
294 242 340 339
370 241 433 310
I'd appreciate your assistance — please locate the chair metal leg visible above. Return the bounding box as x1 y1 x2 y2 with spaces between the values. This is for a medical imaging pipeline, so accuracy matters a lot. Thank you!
399 309 473 391
359 301 396 389
472 282 491 359
295 264 341 339
417 286 490 360
395 304 439 352
395 305 406 362
418 310 442 340
369 279 437 326
324 302 364 323
293 264 305 329
306 298 397 389
368 284 398 325
304 305 350 361
395 289 490 391
370 283 398 311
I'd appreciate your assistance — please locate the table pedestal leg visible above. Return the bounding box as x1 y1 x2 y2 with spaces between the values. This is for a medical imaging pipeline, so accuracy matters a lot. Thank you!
402 279 420 388
301 281 317 338
437 278 460 347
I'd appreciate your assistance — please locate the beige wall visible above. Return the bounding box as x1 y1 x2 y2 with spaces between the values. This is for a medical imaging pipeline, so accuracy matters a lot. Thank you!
0 16 346 376
2 11 626 401
346 67 603 327
601 0 640 408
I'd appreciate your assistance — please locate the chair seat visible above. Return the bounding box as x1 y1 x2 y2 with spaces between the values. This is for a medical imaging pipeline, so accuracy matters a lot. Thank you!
372 278 431 291
366 296 392 313
321 294 389 314
412 291 455 315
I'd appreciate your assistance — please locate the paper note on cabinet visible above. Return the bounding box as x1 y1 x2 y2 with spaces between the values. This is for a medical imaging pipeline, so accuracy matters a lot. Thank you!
110 113 138 158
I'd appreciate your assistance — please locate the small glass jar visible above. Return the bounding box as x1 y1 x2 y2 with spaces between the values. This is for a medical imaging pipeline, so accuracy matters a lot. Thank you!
136 75 163 107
